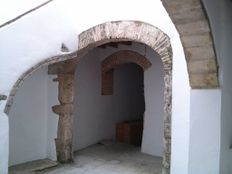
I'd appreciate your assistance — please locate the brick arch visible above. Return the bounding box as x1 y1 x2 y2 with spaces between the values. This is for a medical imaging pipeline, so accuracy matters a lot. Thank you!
102 50 152 72
4 21 172 174
162 0 219 88
101 50 152 95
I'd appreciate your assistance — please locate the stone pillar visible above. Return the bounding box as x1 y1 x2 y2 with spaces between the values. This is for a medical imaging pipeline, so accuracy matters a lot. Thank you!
48 58 77 163
162 71 172 174
52 73 75 163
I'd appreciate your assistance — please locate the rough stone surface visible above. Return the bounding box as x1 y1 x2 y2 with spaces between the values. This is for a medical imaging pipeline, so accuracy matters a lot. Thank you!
52 62 76 163
162 0 202 14
181 33 212 47
185 45 215 61
55 113 74 163
58 74 75 104
176 20 210 36
162 0 219 88
101 50 152 95
102 50 152 72
48 59 77 75
190 73 218 88
52 104 73 115
188 59 217 74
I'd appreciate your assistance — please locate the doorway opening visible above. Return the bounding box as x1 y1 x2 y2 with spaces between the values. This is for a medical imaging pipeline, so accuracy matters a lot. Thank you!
70 41 164 174
6 21 172 174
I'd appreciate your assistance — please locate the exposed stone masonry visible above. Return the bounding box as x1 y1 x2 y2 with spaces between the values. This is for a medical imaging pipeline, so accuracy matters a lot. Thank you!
4 52 77 114
101 50 152 95
5 21 173 174
102 50 152 72
162 0 219 88
49 60 76 163
2 1 221 172
78 21 172 174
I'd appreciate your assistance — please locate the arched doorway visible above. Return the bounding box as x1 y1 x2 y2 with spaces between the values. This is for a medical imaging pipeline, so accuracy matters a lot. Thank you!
5 21 172 174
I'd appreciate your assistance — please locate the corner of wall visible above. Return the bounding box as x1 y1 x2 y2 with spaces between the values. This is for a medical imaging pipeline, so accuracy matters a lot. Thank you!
0 112 9 174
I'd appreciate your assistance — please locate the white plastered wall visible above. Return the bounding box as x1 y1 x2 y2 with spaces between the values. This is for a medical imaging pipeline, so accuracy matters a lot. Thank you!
8 67 58 166
73 48 145 150
7 41 164 166
0 0 190 173
188 90 221 174
202 0 232 173
73 43 164 157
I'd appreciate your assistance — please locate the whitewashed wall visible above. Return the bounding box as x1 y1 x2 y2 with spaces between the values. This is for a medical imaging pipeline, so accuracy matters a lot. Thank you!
0 113 8 174
73 43 164 157
8 67 58 166
202 0 232 174
188 90 221 174
142 46 164 157
46 74 59 161
73 48 145 150
0 0 190 173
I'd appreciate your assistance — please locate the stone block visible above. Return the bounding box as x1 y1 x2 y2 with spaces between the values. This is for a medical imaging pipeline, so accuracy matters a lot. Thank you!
188 59 217 74
164 123 171 139
176 20 209 36
171 8 205 24
48 60 76 75
52 104 73 115
185 45 215 61
58 74 74 104
162 0 201 15
190 73 219 88
181 33 212 47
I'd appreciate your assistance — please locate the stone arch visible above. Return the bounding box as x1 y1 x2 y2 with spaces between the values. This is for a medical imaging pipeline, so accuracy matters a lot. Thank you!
102 50 152 72
101 50 152 95
4 21 172 174
162 0 219 88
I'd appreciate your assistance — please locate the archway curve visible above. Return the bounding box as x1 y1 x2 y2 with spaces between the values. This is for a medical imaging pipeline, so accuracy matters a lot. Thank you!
161 0 219 88
102 50 152 72
4 21 172 174
101 50 152 95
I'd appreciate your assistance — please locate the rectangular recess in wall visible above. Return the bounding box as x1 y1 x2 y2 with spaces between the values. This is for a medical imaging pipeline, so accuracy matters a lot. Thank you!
102 69 114 95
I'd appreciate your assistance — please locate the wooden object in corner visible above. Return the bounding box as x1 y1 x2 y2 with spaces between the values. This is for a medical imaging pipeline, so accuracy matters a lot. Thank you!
116 120 143 146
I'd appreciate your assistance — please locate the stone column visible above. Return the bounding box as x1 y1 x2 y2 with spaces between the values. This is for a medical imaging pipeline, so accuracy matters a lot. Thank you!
52 74 74 163
49 58 76 163
162 72 172 174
